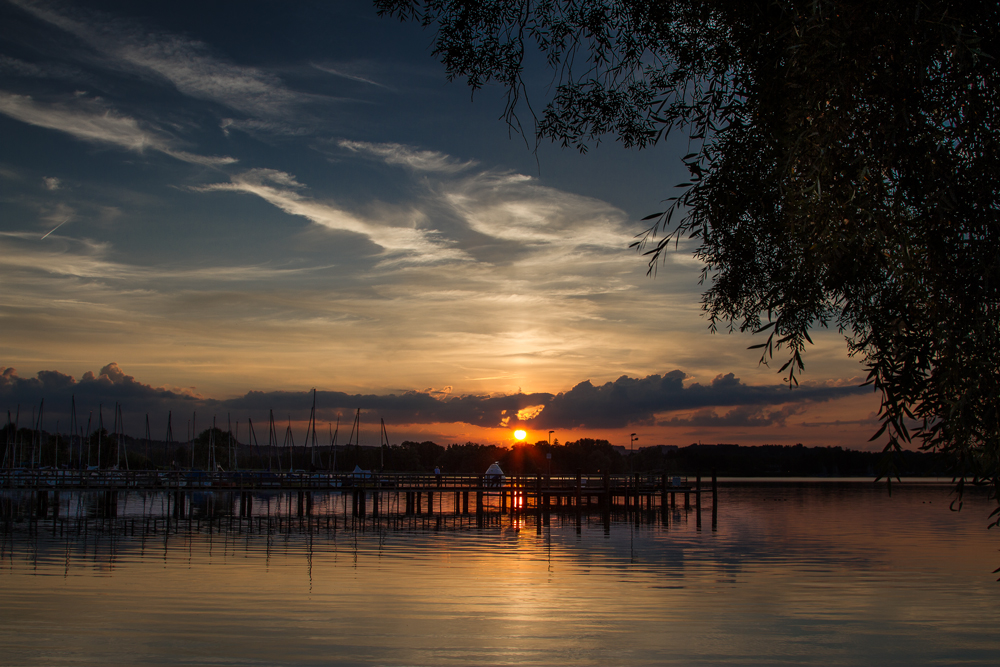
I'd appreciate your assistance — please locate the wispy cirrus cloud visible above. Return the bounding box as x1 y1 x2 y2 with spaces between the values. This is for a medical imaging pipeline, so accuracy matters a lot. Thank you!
338 139 477 173
0 231 334 284
0 91 235 165
198 169 470 265
0 54 47 77
442 171 630 249
197 136 634 267
0 53 87 82
332 140 630 251
312 63 391 90
10 0 322 125
189 140 635 273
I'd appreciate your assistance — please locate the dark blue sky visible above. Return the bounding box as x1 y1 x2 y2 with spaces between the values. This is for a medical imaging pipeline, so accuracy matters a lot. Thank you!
0 0 875 447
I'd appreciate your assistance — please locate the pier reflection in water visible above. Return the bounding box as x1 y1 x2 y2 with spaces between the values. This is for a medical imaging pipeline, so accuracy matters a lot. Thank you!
1 484 998 666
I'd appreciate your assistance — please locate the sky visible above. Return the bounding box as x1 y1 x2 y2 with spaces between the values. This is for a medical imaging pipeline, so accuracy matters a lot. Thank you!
0 0 882 449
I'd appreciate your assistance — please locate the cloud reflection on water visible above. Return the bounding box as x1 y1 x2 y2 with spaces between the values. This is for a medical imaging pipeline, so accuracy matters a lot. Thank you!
1 484 997 665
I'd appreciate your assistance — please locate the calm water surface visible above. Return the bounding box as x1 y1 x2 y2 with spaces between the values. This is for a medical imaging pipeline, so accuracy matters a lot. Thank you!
1 483 998 666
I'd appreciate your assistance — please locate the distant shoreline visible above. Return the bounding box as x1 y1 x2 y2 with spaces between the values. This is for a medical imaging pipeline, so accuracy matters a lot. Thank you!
712 476 968 486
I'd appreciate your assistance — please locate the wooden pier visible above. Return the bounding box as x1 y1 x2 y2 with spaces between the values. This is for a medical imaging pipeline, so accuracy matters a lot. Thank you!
0 468 717 518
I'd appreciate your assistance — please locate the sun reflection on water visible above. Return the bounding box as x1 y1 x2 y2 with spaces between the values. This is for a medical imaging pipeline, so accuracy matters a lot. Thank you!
0 484 997 666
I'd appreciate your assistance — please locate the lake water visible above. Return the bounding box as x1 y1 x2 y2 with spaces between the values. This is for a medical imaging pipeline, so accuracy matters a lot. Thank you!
1 482 998 666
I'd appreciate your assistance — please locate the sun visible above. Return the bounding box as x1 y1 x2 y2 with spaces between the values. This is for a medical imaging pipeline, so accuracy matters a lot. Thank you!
514 429 527 441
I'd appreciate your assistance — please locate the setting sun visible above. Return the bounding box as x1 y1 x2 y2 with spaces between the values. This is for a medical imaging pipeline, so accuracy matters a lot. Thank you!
514 429 527 441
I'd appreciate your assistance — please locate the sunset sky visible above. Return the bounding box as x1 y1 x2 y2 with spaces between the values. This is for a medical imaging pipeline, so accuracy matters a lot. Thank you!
0 0 881 449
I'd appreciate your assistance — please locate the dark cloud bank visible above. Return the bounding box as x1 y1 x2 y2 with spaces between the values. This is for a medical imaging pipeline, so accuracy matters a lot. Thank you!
1 364 867 436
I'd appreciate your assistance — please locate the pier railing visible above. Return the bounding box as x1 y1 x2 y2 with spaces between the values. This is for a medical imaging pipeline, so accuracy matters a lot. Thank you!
0 468 691 493
1 469 719 525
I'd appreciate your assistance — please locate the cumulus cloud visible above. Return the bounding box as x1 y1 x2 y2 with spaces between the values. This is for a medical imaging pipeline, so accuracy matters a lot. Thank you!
528 372 867 430
1 365 866 436
0 364 196 420
42 176 60 190
516 404 546 421
220 388 552 429
0 91 235 165
659 404 808 428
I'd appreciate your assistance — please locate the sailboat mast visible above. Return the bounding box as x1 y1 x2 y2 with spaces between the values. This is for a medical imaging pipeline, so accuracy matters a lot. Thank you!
268 410 276 471
329 418 339 472
13 406 20 468
210 415 217 471
84 411 92 468
119 403 129 471
3 410 10 469
114 403 120 470
309 388 317 468
190 412 196 469
70 397 78 469
380 418 388 471
248 418 262 470
97 405 103 470
284 416 294 472
33 400 43 469
165 411 173 467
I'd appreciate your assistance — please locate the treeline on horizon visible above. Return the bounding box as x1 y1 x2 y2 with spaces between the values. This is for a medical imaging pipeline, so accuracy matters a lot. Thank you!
1 423 946 477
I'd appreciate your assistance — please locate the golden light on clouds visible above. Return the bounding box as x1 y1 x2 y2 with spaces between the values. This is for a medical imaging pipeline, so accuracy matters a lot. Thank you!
515 404 545 421
0 0 881 452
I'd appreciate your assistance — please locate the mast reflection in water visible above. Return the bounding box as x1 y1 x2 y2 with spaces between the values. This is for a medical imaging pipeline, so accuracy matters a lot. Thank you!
1 484 998 666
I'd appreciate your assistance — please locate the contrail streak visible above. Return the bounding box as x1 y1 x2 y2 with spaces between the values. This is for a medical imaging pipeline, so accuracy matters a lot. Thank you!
40 217 70 239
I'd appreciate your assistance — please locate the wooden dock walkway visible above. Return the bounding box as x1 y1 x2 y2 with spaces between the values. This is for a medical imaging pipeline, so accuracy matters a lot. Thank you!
0 468 717 516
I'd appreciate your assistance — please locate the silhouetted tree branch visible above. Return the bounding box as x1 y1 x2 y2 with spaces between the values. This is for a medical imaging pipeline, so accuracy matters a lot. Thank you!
377 0 1000 515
